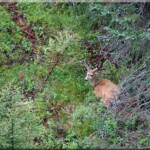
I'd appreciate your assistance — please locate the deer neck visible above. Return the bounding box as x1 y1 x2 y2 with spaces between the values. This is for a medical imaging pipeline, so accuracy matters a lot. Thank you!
90 77 99 87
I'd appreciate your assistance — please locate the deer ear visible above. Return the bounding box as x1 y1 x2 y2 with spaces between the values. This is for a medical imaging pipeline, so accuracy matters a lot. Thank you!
92 68 98 72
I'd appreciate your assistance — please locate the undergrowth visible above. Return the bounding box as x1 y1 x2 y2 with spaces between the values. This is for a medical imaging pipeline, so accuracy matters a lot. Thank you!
0 3 150 149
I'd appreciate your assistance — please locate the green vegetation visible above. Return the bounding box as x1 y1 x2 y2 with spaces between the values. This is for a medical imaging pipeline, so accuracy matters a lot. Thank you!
0 3 150 149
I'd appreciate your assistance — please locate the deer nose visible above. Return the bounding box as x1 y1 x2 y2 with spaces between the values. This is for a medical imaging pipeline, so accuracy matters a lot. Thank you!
85 76 88 80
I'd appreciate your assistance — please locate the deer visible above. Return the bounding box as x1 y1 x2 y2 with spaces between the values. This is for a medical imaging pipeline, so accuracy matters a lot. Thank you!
84 63 120 108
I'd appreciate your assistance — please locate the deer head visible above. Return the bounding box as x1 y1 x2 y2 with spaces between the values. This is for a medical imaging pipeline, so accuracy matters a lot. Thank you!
84 63 98 81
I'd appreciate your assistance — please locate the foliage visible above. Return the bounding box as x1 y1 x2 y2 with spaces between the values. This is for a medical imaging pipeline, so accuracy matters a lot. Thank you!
0 83 45 149
0 2 150 149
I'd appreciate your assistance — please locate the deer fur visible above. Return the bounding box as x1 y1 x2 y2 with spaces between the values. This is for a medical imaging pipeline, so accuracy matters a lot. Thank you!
85 65 120 108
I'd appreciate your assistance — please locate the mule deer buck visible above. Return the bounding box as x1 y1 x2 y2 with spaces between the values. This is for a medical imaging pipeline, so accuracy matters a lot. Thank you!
84 63 120 108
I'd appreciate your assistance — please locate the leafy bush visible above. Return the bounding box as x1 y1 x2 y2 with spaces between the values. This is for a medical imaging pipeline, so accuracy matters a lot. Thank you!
0 83 45 149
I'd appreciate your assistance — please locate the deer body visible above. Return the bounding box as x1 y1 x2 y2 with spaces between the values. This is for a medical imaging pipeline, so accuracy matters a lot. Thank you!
84 65 120 108
93 79 120 107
